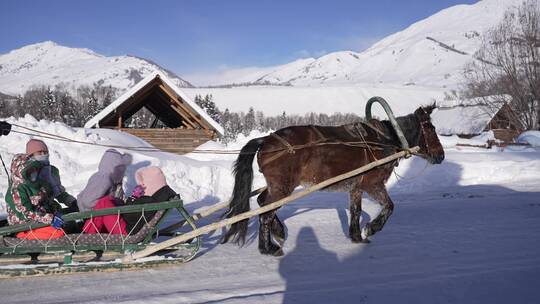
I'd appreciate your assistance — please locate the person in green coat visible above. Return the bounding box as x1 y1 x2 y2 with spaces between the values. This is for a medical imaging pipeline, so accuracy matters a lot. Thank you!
5 153 59 225
5 139 76 228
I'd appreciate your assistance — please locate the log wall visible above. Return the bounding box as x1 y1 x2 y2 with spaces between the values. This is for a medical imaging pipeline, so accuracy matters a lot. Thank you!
121 128 215 154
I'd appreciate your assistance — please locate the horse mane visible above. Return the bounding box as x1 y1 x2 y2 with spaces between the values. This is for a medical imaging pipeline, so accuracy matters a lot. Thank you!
342 105 431 148
382 113 421 147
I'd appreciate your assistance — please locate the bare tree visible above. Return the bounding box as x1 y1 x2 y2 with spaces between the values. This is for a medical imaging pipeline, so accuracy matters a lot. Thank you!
463 0 540 130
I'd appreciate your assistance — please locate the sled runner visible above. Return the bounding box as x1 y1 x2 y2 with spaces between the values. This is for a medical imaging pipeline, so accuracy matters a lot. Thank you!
0 198 200 277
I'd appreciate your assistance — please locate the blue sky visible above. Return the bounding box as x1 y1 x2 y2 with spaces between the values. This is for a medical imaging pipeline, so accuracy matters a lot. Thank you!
1 0 478 76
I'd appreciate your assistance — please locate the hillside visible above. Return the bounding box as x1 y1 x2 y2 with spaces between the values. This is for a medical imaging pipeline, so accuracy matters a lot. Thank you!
0 41 192 95
193 0 522 88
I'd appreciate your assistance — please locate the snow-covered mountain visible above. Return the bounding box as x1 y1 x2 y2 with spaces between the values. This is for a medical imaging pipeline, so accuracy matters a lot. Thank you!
0 0 523 94
193 0 522 88
0 41 193 96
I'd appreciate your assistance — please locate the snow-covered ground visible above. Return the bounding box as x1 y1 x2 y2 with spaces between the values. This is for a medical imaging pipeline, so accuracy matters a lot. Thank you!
0 116 539 303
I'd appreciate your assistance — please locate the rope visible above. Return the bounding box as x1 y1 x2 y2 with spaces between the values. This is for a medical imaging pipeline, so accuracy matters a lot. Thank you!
392 158 431 182
10 129 162 152
0 152 10 179
9 124 401 156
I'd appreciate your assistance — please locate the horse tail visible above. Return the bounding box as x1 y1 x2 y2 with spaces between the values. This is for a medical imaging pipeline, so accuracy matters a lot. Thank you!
221 136 266 246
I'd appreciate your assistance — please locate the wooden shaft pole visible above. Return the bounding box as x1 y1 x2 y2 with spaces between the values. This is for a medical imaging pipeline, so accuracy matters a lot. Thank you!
158 187 267 234
123 147 419 262
194 187 267 221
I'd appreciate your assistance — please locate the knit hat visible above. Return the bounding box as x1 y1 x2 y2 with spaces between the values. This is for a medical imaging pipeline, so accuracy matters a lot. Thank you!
26 139 48 156
135 166 167 196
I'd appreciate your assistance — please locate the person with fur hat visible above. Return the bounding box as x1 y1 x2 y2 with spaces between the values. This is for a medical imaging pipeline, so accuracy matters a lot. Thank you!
123 166 179 234
78 149 132 235
25 139 78 214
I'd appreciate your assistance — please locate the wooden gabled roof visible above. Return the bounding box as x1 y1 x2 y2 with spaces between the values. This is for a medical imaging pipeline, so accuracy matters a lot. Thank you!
84 72 224 136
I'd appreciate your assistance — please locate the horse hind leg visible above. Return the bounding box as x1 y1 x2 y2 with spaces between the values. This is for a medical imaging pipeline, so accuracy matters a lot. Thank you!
363 186 394 239
271 216 286 245
257 189 287 245
257 187 290 256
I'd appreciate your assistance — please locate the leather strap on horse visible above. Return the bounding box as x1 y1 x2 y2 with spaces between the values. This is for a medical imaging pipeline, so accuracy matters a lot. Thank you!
270 133 295 154
259 129 397 170
363 121 393 141
260 133 296 169
310 125 327 142
344 124 364 139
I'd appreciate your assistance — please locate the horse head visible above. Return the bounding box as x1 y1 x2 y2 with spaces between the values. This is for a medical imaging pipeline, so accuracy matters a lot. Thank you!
413 104 444 164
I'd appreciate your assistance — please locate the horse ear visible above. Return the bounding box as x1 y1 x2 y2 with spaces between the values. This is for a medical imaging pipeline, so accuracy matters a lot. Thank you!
423 103 437 115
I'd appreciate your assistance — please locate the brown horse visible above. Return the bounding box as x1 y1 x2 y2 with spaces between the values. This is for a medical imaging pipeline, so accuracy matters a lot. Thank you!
221 105 445 256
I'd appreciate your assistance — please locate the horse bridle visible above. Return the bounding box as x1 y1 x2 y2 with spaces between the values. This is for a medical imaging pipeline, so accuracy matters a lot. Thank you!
416 108 434 157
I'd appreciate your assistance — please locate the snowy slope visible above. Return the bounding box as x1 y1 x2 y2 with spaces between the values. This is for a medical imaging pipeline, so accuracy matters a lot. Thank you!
193 0 522 88
0 41 193 96
0 117 539 303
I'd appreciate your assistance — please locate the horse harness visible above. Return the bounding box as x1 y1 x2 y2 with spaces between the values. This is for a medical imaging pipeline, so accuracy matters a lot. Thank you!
259 123 400 169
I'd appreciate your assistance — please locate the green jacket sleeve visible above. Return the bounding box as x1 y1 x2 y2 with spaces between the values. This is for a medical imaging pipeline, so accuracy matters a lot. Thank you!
15 184 54 224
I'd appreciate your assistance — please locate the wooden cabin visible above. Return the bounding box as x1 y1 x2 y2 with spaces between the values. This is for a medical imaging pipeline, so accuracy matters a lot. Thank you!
432 102 524 142
483 103 524 142
85 72 224 154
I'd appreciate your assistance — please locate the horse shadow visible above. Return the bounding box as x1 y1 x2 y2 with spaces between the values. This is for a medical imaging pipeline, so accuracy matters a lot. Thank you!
278 226 358 304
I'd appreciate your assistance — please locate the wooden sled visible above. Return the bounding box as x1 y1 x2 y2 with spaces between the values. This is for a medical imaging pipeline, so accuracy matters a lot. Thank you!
0 198 200 278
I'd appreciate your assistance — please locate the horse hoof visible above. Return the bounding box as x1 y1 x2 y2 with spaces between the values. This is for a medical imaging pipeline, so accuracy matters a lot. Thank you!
351 236 370 244
361 226 372 239
274 236 285 246
272 248 284 257
351 235 362 243
259 244 284 256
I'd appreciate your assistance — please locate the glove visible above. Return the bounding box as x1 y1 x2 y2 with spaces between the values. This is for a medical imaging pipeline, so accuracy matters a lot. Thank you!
131 185 145 198
0 121 11 136
56 192 77 207
51 212 64 229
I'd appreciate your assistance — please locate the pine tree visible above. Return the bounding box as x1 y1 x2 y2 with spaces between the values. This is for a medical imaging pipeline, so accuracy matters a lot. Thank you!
195 94 220 122
243 107 256 136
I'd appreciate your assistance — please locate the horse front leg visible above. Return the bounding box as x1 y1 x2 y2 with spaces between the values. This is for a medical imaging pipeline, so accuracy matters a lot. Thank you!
363 185 394 239
349 186 369 243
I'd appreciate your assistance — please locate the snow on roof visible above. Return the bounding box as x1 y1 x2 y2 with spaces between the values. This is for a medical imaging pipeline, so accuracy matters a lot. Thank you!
84 72 224 136
431 104 494 135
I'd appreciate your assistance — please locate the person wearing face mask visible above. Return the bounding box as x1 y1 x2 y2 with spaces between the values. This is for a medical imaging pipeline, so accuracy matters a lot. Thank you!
25 139 78 214
78 149 132 235
5 153 65 239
